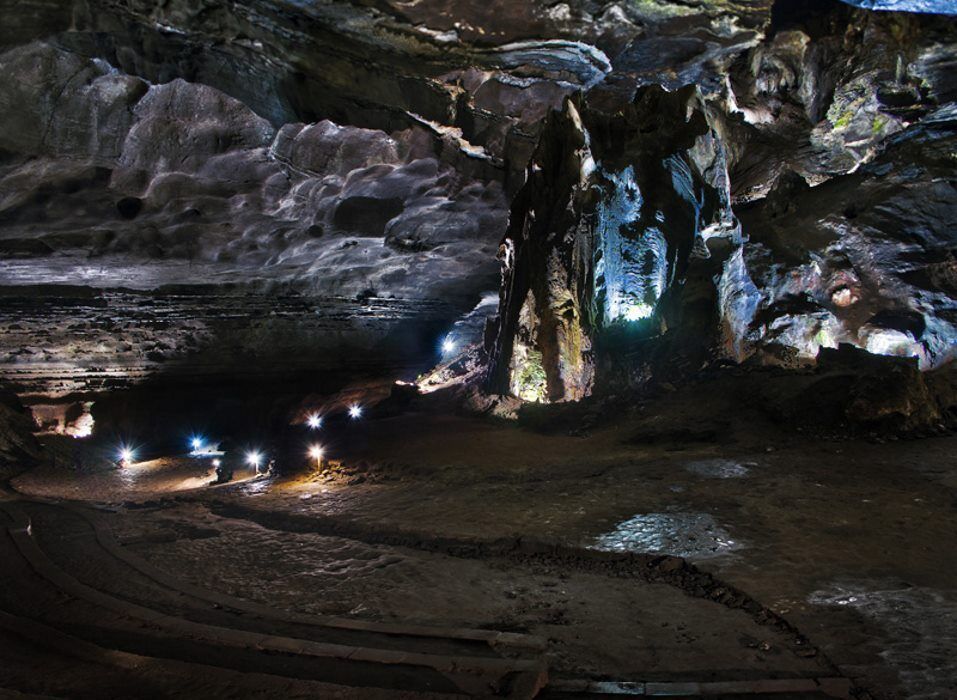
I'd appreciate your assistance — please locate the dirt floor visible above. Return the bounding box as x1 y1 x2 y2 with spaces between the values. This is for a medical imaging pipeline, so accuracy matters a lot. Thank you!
3 379 956 699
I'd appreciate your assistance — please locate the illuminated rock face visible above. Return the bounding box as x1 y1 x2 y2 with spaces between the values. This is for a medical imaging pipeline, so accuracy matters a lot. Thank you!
0 0 954 409
725 111 957 369
486 4 957 400
840 0 957 13
486 87 736 401
0 0 771 404
0 43 507 399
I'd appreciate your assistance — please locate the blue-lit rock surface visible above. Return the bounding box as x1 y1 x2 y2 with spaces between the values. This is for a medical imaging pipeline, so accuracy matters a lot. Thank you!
593 165 668 325
840 0 957 14
486 85 738 401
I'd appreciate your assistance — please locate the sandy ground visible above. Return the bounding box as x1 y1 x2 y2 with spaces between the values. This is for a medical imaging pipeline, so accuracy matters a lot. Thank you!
5 387 957 698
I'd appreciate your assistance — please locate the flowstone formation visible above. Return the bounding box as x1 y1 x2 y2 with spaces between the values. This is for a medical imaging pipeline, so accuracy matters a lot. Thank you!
486 86 735 402
485 1 957 403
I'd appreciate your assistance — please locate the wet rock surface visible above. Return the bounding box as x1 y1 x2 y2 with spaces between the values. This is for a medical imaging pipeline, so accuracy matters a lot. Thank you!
13 373 957 698
592 511 743 559
809 582 957 698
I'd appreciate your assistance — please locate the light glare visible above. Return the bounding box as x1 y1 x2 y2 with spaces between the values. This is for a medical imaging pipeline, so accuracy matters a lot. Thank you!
441 337 455 354
348 404 362 419
246 450 262 467
119 447 134 464
623 303 654 321
306 413 322 429
309 444 324 460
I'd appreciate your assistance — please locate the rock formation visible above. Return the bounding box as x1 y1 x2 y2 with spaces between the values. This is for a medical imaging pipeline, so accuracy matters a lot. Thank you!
484 1 957 402
0 0 954 417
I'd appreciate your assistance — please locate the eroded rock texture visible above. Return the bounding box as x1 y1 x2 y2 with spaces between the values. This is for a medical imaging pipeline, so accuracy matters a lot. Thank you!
0 41 508 400
0 0 779 407
486 1 957 401
0 0 954 417
486 85 735 401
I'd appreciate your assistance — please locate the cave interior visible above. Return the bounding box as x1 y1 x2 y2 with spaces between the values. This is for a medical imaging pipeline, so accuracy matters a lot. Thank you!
0 0 956 698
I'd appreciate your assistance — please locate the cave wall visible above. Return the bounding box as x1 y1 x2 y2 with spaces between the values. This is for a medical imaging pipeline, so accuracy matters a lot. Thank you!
0 0 954 416
486 85 736 401
0 387 41 473
0 0 782 410
485 1 957 401
0 41 509 403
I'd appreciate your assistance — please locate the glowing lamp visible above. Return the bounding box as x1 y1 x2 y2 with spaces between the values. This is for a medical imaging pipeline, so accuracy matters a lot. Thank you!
212 458 222 468
118 447 134 465
348 404 362 419
246 451 262 468
306 413 322 430
441 337 456 354
191 437 203 451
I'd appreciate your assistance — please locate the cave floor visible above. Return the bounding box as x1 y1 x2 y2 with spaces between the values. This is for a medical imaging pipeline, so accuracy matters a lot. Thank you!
4 398 957 699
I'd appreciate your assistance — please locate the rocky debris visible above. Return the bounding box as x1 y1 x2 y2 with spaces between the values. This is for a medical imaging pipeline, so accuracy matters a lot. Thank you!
460 388 525 421
416 344 488 396
473 338 957 440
